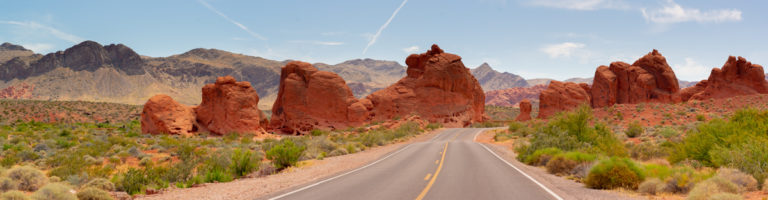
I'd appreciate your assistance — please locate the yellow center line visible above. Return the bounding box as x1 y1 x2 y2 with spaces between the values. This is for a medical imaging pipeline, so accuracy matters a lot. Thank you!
424 173 432 181
415 132 460 200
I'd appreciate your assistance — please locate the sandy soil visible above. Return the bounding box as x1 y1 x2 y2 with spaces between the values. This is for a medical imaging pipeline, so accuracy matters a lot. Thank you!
136 129 443 200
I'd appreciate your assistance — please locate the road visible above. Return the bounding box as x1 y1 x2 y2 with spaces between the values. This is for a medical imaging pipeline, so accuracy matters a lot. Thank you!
267 128 563 200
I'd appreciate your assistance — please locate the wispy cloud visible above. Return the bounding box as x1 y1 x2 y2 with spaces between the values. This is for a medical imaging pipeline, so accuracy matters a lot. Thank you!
289 40 345 46
527 0 628 11
673 57 710 81
0 20 83 43
198 0 266 40
362 0 409 54
21 43 54 53
402 46 419 53
641 0 741 24
541 42 586 58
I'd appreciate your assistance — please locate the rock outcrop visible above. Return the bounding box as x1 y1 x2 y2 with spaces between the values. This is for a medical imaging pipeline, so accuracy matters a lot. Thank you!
269 61 370 134
485 84 547 106
681 56 768 101
0 83 34 99
515 99 532 121
195 76 268 135
591 50 680 108
365 44 485 127
538 81 591 119
140 95 198 135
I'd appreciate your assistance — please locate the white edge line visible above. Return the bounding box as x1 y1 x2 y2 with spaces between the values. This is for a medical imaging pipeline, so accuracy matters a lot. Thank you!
269 140 416 200
477 135 564 200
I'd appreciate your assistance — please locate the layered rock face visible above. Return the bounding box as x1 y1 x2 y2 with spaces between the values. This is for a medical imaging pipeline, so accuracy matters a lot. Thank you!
141 76 267 135
485 84 547 106
680 56 768 101
140 95 197 135
270 61 371 134
365 44 485 127
515 99 532 121
195 76 268 135
538 81 591 119
591 50 680 108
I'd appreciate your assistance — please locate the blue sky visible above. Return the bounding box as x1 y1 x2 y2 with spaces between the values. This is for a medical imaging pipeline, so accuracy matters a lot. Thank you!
1 0 766 81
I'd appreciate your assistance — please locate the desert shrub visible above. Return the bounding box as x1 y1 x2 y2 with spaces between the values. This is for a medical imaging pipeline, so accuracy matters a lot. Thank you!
0 190 30 200
75 187 113 200
31 183 76 200
585 157 644 190
716 168 757 192
425 123 442 130
695 114 706 122
625 121 643 138
638 178 665 195
0 177 18 192
83 178 114 192
114 168 147 195
655 127 679 139
687 177 739 200
710 137 768 186
561 151 597 163
6 166 48 192
470 121 500 128
229 148 260 178
516 106 627 162
545 156 577 175
523 147 562 166
643 164 673 180
629 141 668 161
266 140 305 170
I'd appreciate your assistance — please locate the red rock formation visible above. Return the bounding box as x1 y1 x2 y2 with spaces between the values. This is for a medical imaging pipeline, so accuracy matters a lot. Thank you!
0 83 34 99
140 95 197 135
485 84 547 106
515 99 532 121
269 61 370 134
681 56 768 101
591 50 681 108
195 76 267 135
538 81 591 119
365 44 485 127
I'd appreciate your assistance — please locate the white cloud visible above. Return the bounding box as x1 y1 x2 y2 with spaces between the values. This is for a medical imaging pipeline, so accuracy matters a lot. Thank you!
673 57 710 81
362 0 409 54
198 0 266 40
528 0 628 11
0 21 83 43
641 0 741 24
21 43 54 53
402 46 419 53
288 40 344 46
540 42 586 58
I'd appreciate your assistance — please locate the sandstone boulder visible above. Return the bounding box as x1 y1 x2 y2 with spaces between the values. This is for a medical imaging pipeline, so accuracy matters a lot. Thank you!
538 81 591 119
515 99 532 121
140 94 197 135
681 56 768 101
591 50 681 108
195 76 267 135
270 61 370 134
365 44 485 127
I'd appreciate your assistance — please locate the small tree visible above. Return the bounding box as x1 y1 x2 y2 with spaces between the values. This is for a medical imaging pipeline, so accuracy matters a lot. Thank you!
266 140 305 170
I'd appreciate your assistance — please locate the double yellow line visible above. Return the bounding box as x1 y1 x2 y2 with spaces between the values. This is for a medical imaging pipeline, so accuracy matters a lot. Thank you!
415 132 460 200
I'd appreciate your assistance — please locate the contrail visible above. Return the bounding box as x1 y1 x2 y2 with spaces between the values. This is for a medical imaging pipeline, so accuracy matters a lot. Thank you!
362 0 408 54
198 0 266 40
0 20 83 43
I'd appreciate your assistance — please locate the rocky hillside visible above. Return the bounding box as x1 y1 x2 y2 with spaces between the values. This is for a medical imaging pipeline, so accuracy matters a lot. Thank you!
0 41 406 109
471 63 528 91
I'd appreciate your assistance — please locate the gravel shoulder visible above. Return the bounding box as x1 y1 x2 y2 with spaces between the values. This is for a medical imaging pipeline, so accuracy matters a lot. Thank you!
475 128 647 200
137 129 443 200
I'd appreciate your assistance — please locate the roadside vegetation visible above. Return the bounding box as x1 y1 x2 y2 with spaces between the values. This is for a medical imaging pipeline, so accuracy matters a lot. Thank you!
0 117 436 198
501 105 768 199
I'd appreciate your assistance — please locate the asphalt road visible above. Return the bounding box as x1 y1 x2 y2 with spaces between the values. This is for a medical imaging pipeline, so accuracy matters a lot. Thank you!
268 128 563 200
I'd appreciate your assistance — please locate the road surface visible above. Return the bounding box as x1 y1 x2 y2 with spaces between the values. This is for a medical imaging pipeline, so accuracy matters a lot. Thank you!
267 128 563 200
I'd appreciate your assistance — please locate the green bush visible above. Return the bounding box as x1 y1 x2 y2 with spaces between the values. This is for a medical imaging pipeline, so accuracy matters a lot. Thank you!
687 177 739 200
229 149 260 178
76 187 113 200
585 157 644 190
115 168 147 195
83 178 114 192
638 178 665 195
31 183 77 200
266 140 305 170
629 141 668 161
425 123 442 130
0 177 18 192
6 166 48 192
625 121 643 138
0 190 30 200
545 156 577 175
523 148 562 166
